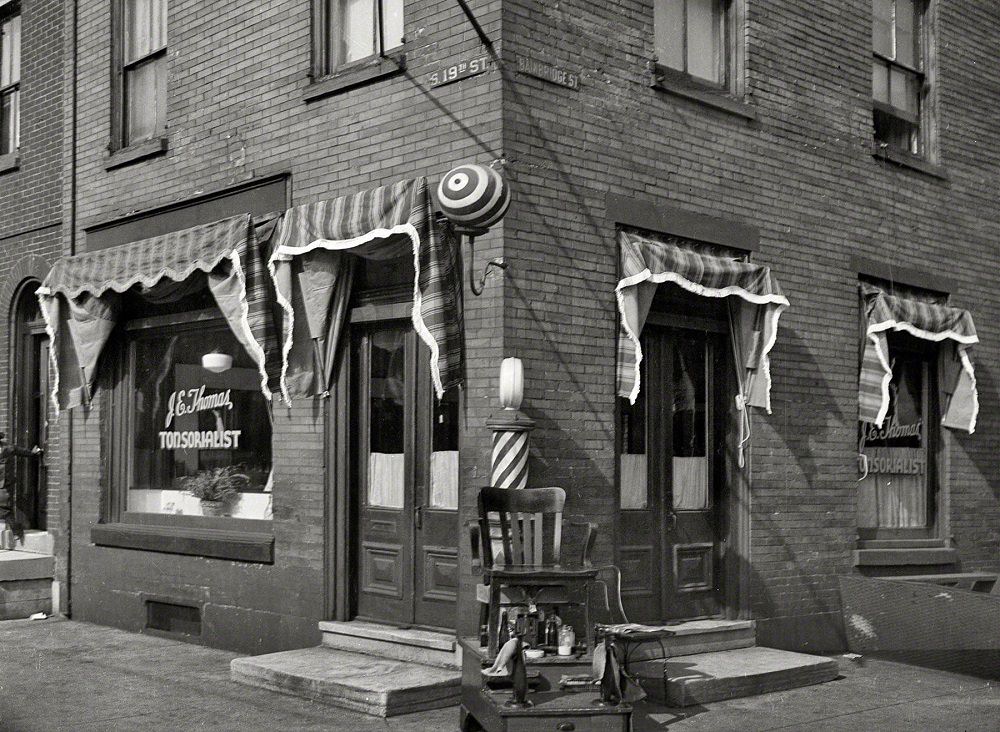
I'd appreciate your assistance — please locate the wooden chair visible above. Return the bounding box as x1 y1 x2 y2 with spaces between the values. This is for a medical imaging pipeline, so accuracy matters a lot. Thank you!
469 486 600 657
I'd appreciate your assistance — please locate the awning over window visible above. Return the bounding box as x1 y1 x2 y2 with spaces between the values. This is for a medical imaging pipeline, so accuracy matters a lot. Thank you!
616 229 789 413
269 177 462 401
38 214 283 411
860 284 978 433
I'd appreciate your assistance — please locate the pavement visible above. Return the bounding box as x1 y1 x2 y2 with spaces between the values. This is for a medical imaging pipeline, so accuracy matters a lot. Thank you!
1 618 998 731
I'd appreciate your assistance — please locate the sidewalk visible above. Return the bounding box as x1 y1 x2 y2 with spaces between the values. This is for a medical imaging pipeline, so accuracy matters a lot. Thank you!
1 618 998 731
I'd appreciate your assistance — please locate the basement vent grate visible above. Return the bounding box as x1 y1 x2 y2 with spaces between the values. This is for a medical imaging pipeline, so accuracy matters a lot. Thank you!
146 600 201 637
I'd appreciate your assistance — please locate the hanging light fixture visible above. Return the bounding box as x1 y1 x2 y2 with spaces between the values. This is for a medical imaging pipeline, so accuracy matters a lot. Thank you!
202 352 233 373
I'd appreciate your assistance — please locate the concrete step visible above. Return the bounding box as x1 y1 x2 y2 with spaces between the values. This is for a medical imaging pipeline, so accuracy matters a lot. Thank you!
319 620 460 669
231 646 460 717
0 550 54 581
853 547 959 567
886 572 998 593
624 619 756 662
0 551 54 620
13 530 54 555
633 646 839 707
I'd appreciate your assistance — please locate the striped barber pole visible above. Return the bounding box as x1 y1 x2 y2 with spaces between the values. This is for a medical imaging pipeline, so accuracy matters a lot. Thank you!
491 429 529 490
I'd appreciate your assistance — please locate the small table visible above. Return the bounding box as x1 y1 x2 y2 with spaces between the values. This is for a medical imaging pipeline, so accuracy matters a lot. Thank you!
459 637 633 732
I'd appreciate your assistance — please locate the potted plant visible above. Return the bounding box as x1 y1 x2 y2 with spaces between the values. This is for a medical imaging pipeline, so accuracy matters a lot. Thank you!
181 466 249 517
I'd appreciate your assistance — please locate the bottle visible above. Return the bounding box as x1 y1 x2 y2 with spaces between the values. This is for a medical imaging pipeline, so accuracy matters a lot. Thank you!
558 624 575 656
545 613 559 647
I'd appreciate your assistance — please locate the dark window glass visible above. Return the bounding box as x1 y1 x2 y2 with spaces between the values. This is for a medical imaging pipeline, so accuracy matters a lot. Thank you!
0 11 20 154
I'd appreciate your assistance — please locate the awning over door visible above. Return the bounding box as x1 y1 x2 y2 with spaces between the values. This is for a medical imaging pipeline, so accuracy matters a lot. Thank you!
269 177 462 401
616 229 789 412
38 214 283 411
859 284 979 433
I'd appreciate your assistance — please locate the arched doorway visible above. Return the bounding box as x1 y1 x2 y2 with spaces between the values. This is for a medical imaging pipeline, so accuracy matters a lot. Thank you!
10 280 49 532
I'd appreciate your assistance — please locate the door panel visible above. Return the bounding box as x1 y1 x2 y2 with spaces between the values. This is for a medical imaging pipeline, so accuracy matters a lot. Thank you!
619 325 727 621
353 322 458 629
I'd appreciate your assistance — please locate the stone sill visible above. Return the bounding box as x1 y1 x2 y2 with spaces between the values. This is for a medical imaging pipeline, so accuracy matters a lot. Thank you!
104 137 169 171
0 152 20 174
651 66 757 121
92 522 274 563
304 54 406 103
872 146 949 181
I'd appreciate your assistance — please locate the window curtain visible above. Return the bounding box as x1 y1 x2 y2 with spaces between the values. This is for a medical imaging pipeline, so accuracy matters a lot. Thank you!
269 176 464 401
616 229 790 466
858 283 979 433
37 214 283 412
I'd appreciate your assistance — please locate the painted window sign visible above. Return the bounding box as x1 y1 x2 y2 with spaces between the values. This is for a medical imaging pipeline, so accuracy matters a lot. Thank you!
128 325 272 519
858 352 928 529
158 385 242 450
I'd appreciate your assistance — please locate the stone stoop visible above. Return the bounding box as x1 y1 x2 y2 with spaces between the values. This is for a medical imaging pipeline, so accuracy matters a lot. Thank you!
230 646 461 717
624 619 756 662
13 530 55 556
633 646 840 707
0 550 54 620
319 620 461 669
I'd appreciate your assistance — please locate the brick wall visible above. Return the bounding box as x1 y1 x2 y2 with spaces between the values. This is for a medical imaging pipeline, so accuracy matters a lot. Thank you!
0 0 66 606
71 0 504 650
501 0 1000 650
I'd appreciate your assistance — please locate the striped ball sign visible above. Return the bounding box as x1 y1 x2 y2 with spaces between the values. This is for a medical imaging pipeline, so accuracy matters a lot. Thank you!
491 429 529 490
437 164 511 231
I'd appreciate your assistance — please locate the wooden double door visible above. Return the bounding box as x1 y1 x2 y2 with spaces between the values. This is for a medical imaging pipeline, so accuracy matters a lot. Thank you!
618 321 733 621
350 322 459 629
12 285 49 532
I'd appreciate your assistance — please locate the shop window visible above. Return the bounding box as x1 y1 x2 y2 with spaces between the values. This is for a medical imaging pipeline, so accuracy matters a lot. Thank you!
858 335 934 529
654 0 732 87
0 5 20 156
110 284 272 524
315 0 404 77
113 0 167 148
872 0 928 157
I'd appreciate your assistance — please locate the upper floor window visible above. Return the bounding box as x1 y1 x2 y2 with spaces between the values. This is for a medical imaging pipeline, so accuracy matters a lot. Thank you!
654 0 730 87
0 5 20 156
318 0 404 76
115 0 167 148
872 0 927 156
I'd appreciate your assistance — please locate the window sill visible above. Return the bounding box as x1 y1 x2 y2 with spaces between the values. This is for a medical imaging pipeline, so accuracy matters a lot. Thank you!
304 54 406 103
91 522 274 563
104 136 169 171
0 152 20 174
872 145 949 181
650 66 757 121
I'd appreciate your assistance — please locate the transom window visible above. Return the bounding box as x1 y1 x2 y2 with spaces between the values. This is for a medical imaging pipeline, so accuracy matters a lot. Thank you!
319 0 404 75
654 0 730 87
872 0 926 156
116 0 167 147
0 5 20 155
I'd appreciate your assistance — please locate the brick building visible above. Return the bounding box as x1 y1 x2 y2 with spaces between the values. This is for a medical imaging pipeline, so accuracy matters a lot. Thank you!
0 0 66 614
3 0 998 662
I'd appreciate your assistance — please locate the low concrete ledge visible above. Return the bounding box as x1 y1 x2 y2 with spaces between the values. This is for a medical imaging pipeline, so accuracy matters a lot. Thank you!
0 551 55 582
853 547 958 567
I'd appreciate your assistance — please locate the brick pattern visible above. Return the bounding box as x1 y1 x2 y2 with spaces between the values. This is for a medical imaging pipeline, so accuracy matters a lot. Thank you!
71 0 504 649
501 0 1000 642
0 0 66 608
6 0 997 651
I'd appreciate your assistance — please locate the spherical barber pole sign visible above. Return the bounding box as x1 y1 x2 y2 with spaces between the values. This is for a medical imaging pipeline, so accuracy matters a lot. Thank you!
437 163 511 231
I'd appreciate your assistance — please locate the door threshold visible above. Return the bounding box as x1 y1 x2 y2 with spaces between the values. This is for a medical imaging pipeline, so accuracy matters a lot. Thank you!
351 615 455 635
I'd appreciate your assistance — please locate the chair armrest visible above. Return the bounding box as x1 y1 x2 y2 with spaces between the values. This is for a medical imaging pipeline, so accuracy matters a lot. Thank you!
467 519 483 575
565 519 598 568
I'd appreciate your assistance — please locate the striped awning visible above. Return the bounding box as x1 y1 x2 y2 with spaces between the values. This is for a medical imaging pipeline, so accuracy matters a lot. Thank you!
616 229 789 410
269 177 463 400
860 284 978 433
38 214 283 410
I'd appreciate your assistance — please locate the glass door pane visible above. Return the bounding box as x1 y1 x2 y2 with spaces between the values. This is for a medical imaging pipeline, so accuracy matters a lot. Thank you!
672 337 709 510
366 328 406 508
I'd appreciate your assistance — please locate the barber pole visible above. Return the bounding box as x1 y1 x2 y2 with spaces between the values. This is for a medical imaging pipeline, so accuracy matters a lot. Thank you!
487 357 534 489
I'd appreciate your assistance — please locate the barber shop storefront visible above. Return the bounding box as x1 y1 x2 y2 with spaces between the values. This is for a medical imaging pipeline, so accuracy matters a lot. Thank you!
41 177 465 651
